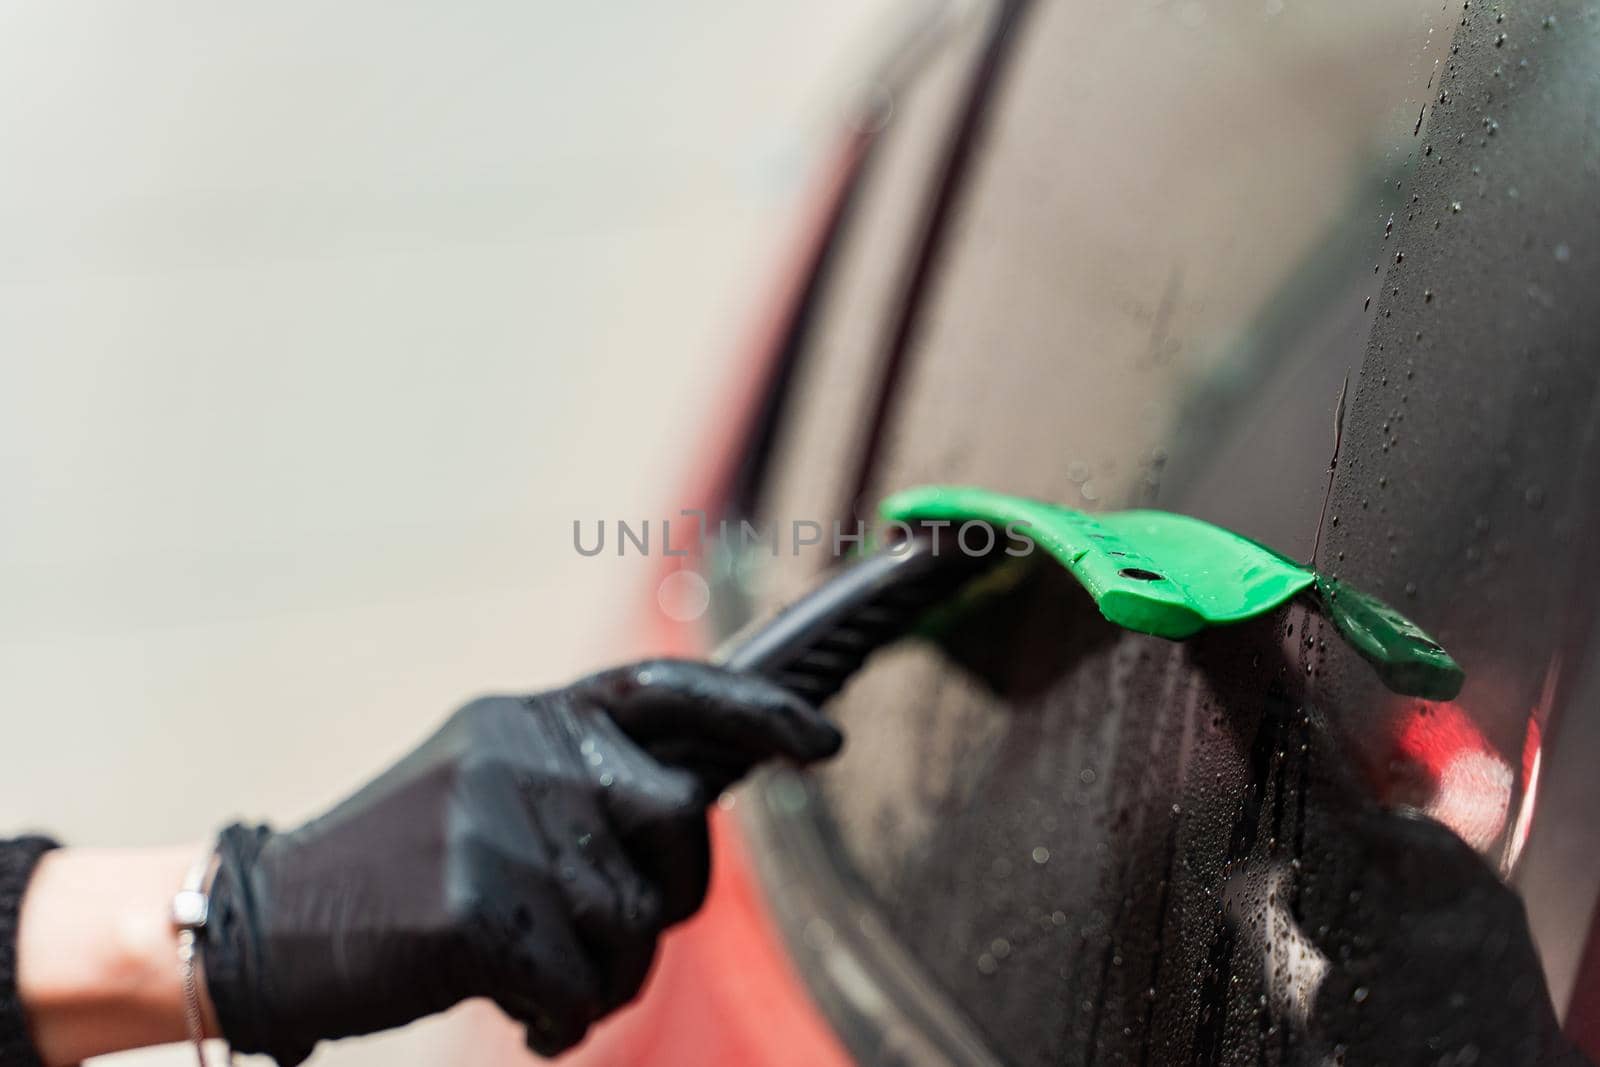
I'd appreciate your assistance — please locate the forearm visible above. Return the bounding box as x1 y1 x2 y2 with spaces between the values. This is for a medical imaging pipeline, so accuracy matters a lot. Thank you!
16 846 221 1066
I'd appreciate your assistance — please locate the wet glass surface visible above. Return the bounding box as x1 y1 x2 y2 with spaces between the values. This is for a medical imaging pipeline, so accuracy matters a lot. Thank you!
742 0 1600 1063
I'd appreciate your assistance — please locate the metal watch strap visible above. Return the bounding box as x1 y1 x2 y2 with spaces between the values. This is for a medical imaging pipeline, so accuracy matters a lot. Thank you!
173 842 225 1067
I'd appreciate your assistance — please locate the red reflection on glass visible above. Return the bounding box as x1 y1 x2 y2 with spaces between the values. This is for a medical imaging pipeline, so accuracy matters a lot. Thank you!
1390 699 1513 852
1505 713 1542 871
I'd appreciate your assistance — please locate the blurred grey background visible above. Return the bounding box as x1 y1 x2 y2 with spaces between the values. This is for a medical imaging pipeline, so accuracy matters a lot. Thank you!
0 2 893 1062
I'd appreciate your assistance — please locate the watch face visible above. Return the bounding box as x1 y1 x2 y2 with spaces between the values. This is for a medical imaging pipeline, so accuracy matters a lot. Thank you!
172 888 209 929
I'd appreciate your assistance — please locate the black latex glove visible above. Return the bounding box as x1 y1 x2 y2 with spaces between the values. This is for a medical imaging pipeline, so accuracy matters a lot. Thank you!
200 660 841 1065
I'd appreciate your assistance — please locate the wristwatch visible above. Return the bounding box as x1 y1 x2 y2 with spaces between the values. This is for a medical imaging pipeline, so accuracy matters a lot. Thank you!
171 843 222 1067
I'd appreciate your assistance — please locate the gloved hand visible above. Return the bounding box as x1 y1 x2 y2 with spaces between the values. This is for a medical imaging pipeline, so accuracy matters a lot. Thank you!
200 660 841 1065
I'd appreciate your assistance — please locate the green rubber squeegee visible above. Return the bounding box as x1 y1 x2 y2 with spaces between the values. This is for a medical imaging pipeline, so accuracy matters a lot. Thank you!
716 485 1463 706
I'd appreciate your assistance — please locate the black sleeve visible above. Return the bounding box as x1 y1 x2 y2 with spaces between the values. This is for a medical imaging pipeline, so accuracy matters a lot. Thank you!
0 836 59 1067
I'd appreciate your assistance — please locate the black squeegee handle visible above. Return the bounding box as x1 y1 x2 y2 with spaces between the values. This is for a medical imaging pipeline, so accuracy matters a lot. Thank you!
715 534 996 707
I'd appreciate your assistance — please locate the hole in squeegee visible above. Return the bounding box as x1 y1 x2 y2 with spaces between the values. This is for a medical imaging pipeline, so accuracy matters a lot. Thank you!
1119 568 1166 582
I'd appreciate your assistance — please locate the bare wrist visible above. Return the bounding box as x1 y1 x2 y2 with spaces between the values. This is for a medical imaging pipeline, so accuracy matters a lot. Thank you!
16 846 221 1066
